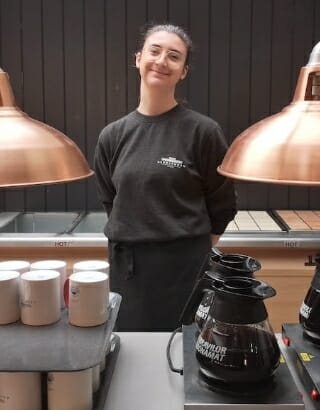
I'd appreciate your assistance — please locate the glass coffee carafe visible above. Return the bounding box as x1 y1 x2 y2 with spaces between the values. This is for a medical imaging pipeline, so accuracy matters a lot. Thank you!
299 256 320 342
181 275 280 386
194 248 261 330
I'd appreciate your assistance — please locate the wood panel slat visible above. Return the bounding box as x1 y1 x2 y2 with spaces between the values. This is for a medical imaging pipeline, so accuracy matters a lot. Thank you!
189 0 210 114
246 0 273 209
0 0 25 211
309 0 320 213
267 0 295 209
105 0 127 123
42 0 67 211
209 0 231 133
127 0 146 113
84 0 106 210
147 0 167 23
168 0 189 106
21 0 46 211
288 0 315 209
229 0 251 209
64 0 87 211
315 0 320 42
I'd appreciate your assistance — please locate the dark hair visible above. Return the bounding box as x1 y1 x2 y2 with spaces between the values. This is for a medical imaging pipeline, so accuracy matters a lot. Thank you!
138 23 193 66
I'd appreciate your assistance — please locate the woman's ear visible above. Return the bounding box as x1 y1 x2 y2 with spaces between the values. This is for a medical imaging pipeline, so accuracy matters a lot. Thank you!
180 65 189 80
135 52 141 69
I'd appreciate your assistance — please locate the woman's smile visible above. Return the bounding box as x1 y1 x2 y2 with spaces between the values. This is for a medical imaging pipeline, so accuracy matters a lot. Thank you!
150 68 169 76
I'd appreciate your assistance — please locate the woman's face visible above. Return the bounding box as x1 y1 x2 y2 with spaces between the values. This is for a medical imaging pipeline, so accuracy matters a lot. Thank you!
136 30 188 91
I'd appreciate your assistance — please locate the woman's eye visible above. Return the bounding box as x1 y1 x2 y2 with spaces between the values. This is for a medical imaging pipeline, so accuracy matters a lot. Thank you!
149 48 159 55
168 53 180 61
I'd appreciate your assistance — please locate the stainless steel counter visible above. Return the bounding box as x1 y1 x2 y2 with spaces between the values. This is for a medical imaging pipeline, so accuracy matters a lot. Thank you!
104 332 184 410
0 211 319 248
104 332 316 410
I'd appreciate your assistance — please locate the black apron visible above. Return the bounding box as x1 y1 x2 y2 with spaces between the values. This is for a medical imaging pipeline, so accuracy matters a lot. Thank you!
108 234 211 331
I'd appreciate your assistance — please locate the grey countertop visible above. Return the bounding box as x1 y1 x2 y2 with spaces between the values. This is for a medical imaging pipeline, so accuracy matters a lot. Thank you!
104 332 184 410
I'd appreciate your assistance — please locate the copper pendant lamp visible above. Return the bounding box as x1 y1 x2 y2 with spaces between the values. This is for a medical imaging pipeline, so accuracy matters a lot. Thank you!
0 69 93 187
218 41 320 186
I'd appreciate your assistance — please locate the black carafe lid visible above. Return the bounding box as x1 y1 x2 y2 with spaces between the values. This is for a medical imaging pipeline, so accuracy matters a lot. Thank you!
179 249 262 325
211 277 276 324
311 256 320 290
208 248 261 278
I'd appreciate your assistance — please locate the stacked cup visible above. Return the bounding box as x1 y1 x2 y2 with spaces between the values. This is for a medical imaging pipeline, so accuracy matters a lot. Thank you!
0 260 31 325
0 270 20 325
20 270 61 326
68 260 110 328
47 368 93 410
0 260 30 275
65 270 109 327
30 260 67 309
0 372 42 410
0 261 43 409
0 258 109 406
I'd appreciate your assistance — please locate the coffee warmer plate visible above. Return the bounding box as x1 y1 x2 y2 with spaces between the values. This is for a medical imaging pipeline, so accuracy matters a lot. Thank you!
183 324 304 409
282 323 320 409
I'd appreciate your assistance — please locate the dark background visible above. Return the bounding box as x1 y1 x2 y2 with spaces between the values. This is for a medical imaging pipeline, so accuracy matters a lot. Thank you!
0 0 319 212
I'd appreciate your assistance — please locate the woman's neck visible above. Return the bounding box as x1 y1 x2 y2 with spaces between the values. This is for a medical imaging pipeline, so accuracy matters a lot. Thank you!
137 85 177 116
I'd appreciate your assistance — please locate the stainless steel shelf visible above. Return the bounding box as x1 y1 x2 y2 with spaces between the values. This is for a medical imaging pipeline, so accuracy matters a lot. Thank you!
0 211 319 248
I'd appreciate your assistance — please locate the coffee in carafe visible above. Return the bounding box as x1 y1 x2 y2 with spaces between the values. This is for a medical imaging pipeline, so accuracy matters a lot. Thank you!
196 320 280 384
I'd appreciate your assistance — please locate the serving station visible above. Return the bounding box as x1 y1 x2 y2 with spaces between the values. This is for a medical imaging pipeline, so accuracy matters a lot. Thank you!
1 210 320 409
0 210 319 332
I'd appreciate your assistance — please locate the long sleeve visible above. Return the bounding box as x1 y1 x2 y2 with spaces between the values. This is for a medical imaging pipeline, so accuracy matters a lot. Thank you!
197 124 237 234
93 128 116 216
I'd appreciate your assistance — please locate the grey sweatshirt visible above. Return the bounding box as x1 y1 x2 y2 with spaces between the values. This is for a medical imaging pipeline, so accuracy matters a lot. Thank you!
94 104 237 242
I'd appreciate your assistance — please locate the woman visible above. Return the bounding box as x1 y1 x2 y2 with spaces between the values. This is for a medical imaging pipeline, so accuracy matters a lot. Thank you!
94 24 237 331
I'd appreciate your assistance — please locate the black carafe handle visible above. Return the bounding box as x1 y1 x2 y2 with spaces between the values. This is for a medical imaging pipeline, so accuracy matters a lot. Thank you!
179 275 222 325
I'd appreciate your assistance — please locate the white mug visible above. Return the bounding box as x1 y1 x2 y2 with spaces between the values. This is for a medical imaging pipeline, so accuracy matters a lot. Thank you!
20 270 61 326
65 271 109 327
30 259 67 309
0 271 20 324
0 260 30 275
73 260 109 275
0 372 41 410
72 259 110 303
47 369 92 410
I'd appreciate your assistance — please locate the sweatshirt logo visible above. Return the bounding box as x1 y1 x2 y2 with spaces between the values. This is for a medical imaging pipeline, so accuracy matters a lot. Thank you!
157 156 186 168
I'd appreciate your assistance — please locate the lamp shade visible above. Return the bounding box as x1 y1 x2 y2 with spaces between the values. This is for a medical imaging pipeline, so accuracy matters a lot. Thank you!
0 69 93 187
218 41 320 186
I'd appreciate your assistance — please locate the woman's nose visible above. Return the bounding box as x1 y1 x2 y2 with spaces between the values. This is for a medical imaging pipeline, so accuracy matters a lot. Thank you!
155 52 167 65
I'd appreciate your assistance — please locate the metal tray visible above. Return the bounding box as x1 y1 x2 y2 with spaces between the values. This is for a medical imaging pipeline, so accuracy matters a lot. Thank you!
71 212 107 236
0 293 121 372
0 212 82 235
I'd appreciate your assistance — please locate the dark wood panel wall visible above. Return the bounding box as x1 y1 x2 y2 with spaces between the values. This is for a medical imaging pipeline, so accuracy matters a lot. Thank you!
0 0 319 211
